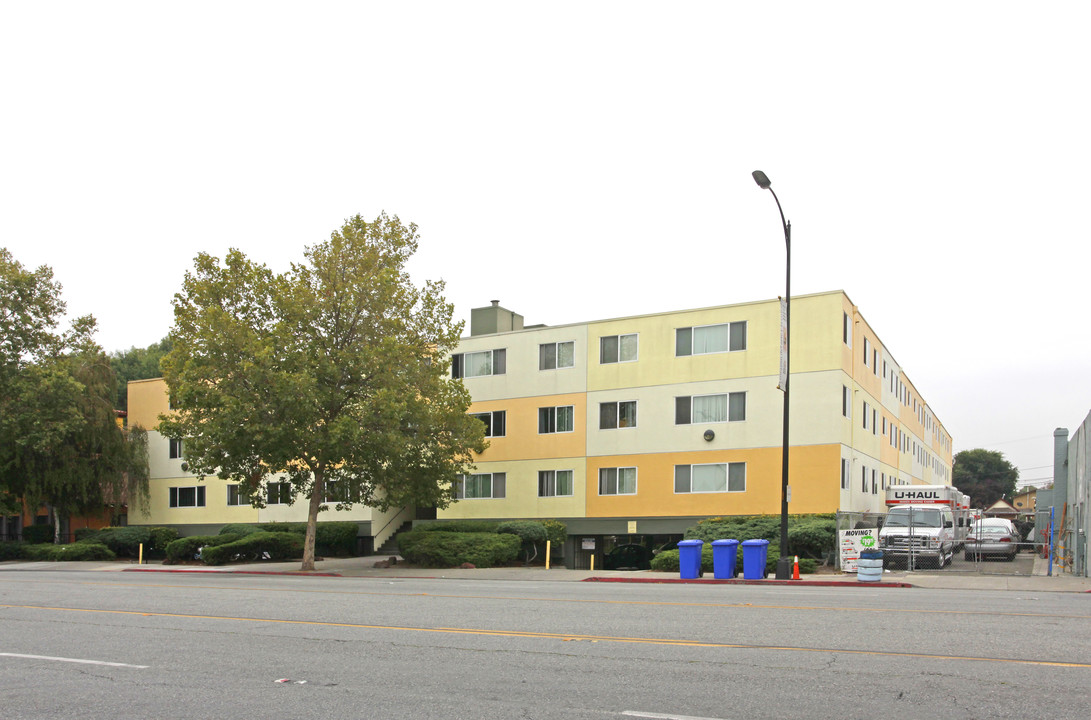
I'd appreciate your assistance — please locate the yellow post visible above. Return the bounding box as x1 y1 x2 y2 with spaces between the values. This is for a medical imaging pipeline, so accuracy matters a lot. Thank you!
590 553 595 571
545 540 551 570
138 543 143 565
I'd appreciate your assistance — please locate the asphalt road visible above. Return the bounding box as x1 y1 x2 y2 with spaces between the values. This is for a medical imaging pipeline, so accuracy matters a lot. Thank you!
2 570 1089 719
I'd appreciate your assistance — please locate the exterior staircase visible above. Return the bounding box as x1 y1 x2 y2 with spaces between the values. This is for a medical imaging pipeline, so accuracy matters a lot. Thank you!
375 520 414 556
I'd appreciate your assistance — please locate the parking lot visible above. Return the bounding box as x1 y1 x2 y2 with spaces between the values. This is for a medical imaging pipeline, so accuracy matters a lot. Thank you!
885 546 1038 575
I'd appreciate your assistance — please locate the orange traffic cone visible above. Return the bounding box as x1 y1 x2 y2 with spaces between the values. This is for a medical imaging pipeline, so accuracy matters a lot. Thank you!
792 555 800 580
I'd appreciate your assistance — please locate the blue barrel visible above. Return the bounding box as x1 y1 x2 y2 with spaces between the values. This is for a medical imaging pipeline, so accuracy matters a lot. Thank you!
741 539 770 579
712 539 739 579
857 549 883 582
678 539 704 579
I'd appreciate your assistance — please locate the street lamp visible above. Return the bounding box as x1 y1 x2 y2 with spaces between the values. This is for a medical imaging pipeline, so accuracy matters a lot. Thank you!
752 170 793 580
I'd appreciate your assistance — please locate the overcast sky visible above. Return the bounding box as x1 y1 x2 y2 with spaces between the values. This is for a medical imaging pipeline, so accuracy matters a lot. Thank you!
2 2 1088 488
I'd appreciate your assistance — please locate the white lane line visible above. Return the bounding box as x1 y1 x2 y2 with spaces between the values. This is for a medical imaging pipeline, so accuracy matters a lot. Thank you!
0 652 148 669
623 712 729 720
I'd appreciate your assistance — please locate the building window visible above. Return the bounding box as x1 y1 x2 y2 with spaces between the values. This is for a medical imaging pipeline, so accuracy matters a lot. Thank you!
600 333 638 364
841 458 850 490
863 337 871 367
674 463 746 493
323 480 360 504
675 393 745 424
227 484 250 506
455 473 506 499
169 438 183 459
539 341 574 370
872 469 878 495
472 410 506 437
842 386 851 418
861 466 868 493
675 322 746 356
843 312 852 347
599 400 637 429
169 486 205 508
598 467 637 495
267 481 293 505
538 470 573 497
872 408 878 435
539 406 574 434
451 349 506 379
862 401 869 430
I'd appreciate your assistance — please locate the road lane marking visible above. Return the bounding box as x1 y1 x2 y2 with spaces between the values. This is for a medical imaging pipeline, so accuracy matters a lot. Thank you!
3 603 1089 669
0 652 148 668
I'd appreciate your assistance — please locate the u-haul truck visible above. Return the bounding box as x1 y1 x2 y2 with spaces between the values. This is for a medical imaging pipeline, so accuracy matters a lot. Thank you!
879 485 967 568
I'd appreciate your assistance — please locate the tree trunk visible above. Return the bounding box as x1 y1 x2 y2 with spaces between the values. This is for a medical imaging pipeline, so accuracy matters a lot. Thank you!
52 506 61 544
301 471 323 571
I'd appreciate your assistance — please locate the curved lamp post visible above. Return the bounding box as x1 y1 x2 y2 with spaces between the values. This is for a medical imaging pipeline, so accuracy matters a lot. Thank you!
752 170 793 580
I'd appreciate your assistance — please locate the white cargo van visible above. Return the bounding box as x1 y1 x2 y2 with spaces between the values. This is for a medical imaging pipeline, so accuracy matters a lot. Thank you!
879 486 959 568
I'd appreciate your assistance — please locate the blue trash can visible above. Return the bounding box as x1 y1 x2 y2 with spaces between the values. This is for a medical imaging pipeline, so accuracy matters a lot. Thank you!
712 539 739 579
678 539 704 579
741 539 770 579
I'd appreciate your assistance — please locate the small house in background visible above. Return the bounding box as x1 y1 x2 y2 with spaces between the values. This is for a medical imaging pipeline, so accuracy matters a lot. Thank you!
984 498 1018 520
1011 488 1036 519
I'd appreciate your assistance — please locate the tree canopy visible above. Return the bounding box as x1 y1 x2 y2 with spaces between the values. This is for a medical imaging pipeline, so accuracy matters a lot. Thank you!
110 337 172 410
953 448 1019 509
159 213 487 570
0 248 149 530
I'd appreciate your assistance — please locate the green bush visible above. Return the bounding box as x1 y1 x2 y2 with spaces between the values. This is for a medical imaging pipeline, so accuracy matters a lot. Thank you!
254 521 359 556
648 545 817 576
164 534 241 563
21 543 116 561
687 514 837 560
148 527 180 554
21 525 54 544
0 541 26 560
78 526 151 558
498 521 548 563
786 518 837 559
398 529 520 568
73 527 100 542
219 523 261 537
415 520 501 534
200 531 304 566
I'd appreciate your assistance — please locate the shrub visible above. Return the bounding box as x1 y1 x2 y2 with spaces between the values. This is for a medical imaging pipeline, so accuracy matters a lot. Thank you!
254 521 359 556
73 527 100 542
786 518 837 559
21 543 116 561
21 525 54 544
200 531 304 565
148 527 180 555
687 514 837 561
415 520 501 534
649 547 714 573
0 541 26 560
398 529 520 568
78 527 151 558
219 524 261 537
498 521 548 563
164 534 241 563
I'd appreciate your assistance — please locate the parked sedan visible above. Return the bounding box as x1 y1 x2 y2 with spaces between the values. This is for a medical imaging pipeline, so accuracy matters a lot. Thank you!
964 519 1019 561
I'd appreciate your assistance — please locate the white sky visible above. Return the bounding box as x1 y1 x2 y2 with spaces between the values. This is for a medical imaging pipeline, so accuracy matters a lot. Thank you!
2 2 1088 487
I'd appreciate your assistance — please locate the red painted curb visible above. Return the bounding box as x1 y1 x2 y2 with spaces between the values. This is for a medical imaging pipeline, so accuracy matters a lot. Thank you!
123 568 342 577
582 576 913 588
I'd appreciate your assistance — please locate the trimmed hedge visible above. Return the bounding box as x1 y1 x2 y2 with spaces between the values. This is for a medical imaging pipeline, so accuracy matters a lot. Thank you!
0 541 26 560
397 529 520 568
164 534 241 563
21 525 55 544
686 514 836 560
20 543 116 561
200 531 304 565
76 526 180 558
253 522 359 556
219 524 261 537
415 520 502 534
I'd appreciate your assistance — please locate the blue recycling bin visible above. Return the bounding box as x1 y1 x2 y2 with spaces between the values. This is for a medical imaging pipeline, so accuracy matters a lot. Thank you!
712 539 739 579
678 539 704 579
741 539 770 579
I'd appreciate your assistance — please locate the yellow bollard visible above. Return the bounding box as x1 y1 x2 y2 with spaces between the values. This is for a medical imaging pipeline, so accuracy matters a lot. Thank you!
139 543 143 565
590 553 595 571
545 540 551 570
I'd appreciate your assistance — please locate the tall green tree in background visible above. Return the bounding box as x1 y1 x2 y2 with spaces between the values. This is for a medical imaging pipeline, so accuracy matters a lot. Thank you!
953 449 1019 509
0 249 149 535
110 337 172 410
159 213 487 570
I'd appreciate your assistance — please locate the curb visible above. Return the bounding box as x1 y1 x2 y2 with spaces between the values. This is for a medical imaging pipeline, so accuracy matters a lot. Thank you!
582 576 913 588
123 568 342 577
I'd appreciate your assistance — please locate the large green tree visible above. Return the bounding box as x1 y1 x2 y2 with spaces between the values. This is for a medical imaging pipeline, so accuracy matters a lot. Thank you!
953 448 1019 509
159 213 487 570
0 249 149 534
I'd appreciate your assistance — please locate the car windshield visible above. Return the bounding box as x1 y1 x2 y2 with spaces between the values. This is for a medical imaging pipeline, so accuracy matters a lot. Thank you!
884 508 943 528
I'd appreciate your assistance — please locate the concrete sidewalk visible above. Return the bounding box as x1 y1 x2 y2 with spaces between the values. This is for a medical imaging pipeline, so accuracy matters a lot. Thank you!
108 553 1091 593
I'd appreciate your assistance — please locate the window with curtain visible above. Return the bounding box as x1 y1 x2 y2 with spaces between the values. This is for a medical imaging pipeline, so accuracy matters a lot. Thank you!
599 333 638 364
539 341 574 370
538 470 573 497
598 467 637 495
675 322 746 356
539 406 574 434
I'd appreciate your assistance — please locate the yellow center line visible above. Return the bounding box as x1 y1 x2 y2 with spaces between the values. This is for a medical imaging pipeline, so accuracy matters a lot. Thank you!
3 603 1089 669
